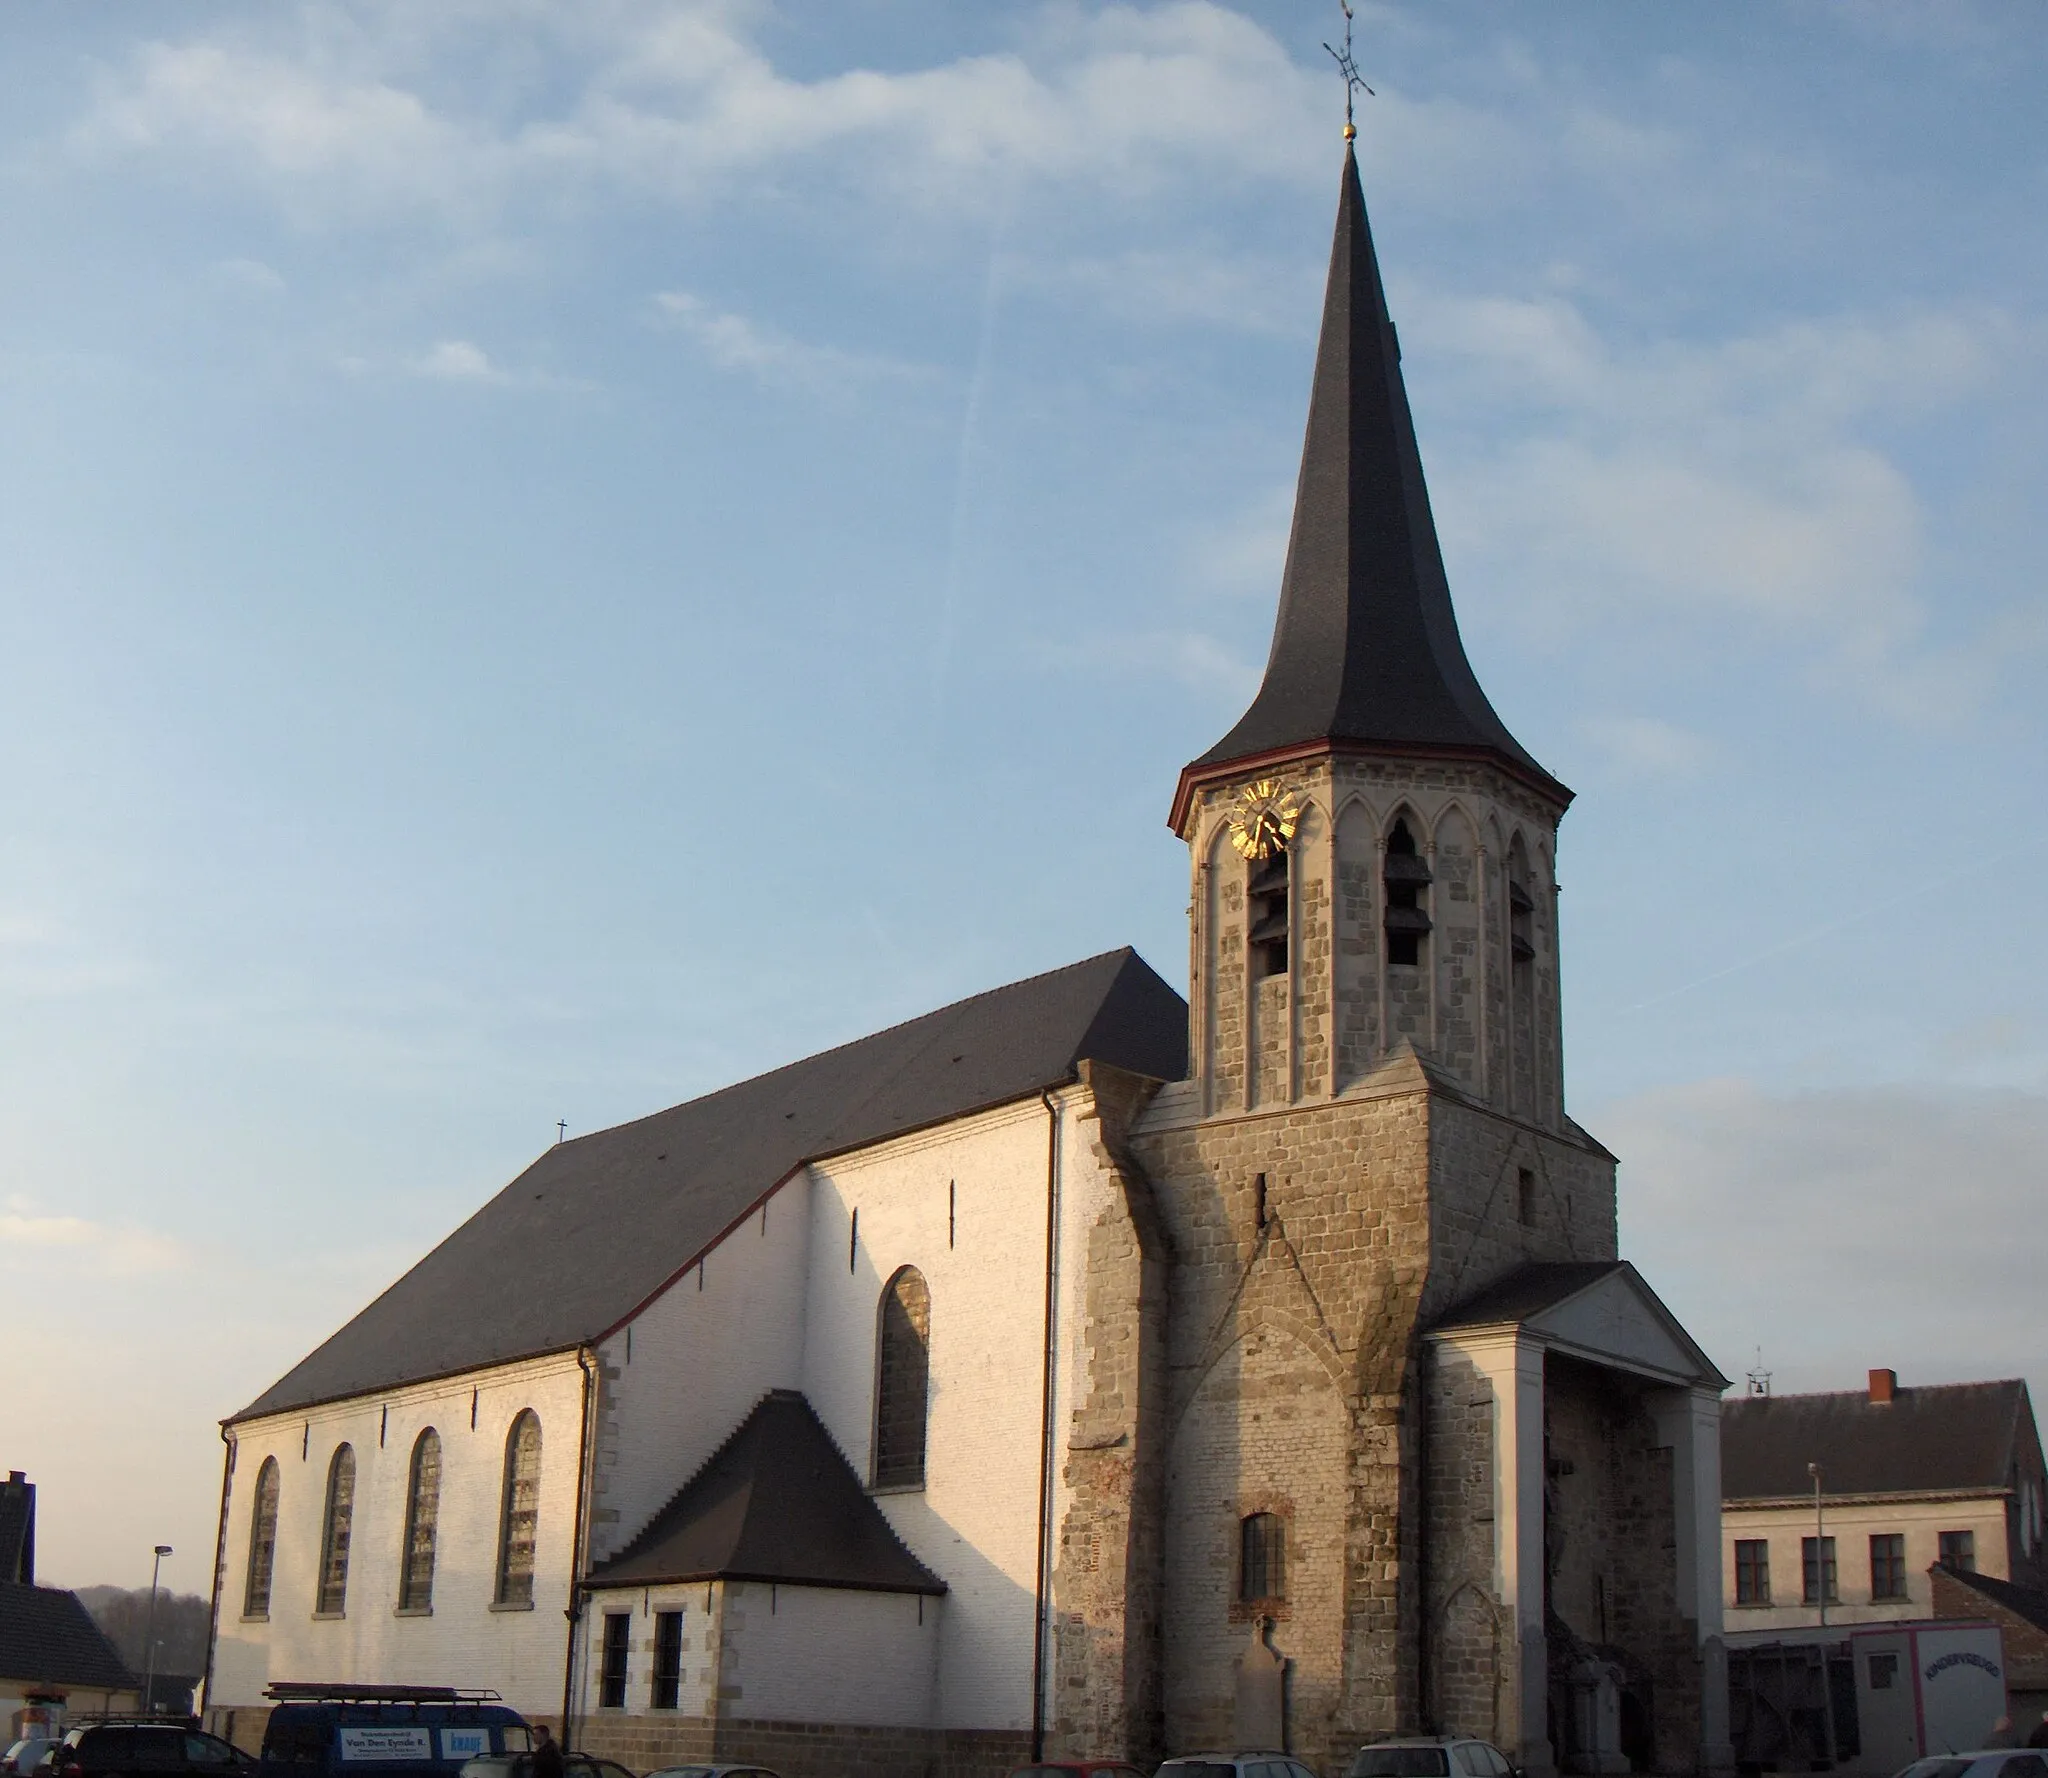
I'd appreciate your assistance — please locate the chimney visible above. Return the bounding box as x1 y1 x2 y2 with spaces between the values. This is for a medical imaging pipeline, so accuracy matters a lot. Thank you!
1869 1368 1897 1404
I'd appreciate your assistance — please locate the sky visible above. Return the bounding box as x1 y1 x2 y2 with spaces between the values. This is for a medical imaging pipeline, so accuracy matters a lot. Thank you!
2 0 2044 1591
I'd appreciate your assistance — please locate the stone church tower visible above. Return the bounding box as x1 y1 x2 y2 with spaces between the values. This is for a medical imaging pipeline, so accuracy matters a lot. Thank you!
1052 146 1730 1778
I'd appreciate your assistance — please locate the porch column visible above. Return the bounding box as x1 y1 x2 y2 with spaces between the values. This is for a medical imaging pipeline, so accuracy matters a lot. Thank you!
1651 1385 1735 1776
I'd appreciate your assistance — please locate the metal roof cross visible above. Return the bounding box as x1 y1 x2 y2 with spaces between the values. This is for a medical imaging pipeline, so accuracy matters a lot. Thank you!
1323 1 1374 139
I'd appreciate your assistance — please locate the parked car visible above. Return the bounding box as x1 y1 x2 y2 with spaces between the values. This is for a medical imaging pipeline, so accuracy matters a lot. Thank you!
456 1754 634 1778
646 1766 784 1778
1158 1755 1320 1778
646 1765 784 1778
1346 1738 1521 1778
1006 1764 1146 1778
1895 1756 2048 1778
34 1722 249 1778
4 1741 58 1778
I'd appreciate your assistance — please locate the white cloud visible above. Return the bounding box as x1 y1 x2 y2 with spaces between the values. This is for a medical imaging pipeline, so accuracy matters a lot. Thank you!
70 3 1328 223
413 337 501 382
1409 291 2037 713
0 1201 190 1275
213 255 287 295
1605 1077 2048 1400
653 290 921 394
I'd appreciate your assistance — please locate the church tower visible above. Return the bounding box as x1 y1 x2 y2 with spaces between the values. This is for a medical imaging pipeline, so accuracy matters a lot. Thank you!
1072 141 1730 1778
1166 140 1571 1124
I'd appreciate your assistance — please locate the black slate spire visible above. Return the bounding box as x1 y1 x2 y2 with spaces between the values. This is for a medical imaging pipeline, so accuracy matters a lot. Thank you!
1179 147 1566 815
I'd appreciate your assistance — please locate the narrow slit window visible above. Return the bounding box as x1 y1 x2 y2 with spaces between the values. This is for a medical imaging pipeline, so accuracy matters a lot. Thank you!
599 1612 630 1709
316 1445 355 1616
398 1429 441 1611
651 1611 683 1710
1383 818 1431 967
1239 1512 1286 1602
495 1411 542 1605
874 1267 931 1490
244 1458 280 1618
1516 1167 1536 1226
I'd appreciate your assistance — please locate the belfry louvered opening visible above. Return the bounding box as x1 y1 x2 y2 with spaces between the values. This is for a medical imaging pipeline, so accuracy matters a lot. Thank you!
1383 817 1432 967
1247 848 1290 979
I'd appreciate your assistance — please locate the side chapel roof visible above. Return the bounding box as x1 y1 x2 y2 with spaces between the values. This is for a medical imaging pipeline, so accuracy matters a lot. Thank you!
589 1390 945 1595
1173 146 1568 828
235 948 1187 1422
1722 1379 2037 1502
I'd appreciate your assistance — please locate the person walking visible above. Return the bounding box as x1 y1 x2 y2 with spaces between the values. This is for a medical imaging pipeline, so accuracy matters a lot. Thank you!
531 1725 564 1778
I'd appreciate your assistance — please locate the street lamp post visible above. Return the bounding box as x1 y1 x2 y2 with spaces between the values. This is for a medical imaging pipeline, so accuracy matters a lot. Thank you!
143 1545 172 1714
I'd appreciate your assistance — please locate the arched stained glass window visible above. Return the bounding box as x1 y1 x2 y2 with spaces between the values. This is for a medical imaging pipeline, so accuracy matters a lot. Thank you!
398 1429 441 1611
316 1445 355 1616
495 1411 542 1606
243 1457 280 1618
873 1267 931 1490
1240 1511 1285 1602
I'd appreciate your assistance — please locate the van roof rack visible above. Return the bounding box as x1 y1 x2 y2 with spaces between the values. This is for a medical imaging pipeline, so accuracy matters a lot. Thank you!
263 1686 504 1704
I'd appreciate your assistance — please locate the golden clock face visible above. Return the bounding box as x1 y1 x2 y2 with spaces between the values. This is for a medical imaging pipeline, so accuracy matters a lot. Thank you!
1227 779 1302 863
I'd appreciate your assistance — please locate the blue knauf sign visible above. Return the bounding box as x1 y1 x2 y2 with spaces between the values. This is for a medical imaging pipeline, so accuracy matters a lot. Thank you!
438 1731 488 1762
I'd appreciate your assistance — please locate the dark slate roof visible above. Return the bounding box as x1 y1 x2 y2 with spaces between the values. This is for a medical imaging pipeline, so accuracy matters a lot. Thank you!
236 949 1188 1421
0 1582 137 1689
1938 1567 2048 1637
1723 1380 2035 1501
1183 147 1567 808
0 1473 32 1585
589 1390 945 1595
1431 1261 1625 1329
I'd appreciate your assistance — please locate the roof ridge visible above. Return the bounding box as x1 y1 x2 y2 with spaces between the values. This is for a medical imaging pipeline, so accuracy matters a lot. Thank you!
556 948 1141 1156
1728 1379 2026 1405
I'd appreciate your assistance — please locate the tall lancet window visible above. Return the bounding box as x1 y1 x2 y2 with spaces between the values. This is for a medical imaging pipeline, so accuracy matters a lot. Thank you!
315 1444 355 1616
1247 849 1290 978
1229 781 1301 980
398 1429 441 1611
1383 816 1432 966
243 1457 280 1618
873 1266 931 1490
495 1411 542 1606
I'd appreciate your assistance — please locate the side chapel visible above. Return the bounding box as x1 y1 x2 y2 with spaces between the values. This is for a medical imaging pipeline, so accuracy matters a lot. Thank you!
203 143 1733 1778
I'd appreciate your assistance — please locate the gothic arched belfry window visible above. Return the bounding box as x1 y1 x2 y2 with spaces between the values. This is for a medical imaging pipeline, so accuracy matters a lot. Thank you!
399 1428 441 1611
1383 815 1432 966
495 1411 541 1605
874 1266 931 1490
315 1445 354 1615
244 1457 279 1617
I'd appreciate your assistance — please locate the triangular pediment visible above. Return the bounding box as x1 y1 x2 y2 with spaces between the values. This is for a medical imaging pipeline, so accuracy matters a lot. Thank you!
1434 1260 1726 1389
1527 1266 1723 1387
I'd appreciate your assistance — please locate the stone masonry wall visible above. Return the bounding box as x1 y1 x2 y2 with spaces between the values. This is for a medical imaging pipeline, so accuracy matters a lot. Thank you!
1424 1346 1508 1745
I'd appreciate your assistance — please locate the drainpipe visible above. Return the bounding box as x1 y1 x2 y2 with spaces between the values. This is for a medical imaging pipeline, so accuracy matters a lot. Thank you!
561 1348 599 1747
1031 1089 1064 1761
1416 1342 1433 1735
200 1427 235 1730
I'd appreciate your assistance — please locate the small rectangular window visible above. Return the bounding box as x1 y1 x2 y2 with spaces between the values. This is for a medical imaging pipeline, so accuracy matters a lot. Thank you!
1516 1168 1536 1226
1870 1533 1908 1601
1802 1535 1838 1605
599 1612 630 1709
1939 1529 1976 1573
651 1611 682 1710
1869 1653 1899 1691
1734 1539 1771 1605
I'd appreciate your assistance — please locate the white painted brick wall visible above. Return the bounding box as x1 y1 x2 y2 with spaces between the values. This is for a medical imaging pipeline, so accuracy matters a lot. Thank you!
211 1352 585 1719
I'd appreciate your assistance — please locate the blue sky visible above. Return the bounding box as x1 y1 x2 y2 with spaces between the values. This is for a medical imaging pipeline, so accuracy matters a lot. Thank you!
3 1 2044 1589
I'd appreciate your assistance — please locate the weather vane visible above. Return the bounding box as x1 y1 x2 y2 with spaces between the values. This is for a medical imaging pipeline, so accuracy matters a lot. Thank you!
1323 1 1374 140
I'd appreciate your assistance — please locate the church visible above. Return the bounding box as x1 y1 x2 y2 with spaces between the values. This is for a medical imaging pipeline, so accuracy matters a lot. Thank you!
201 140 1733 1778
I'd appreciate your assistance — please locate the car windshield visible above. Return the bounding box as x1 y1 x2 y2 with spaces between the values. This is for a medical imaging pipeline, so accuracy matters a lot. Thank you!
1897 1763 1974 1778
1351 1751 1452 1778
